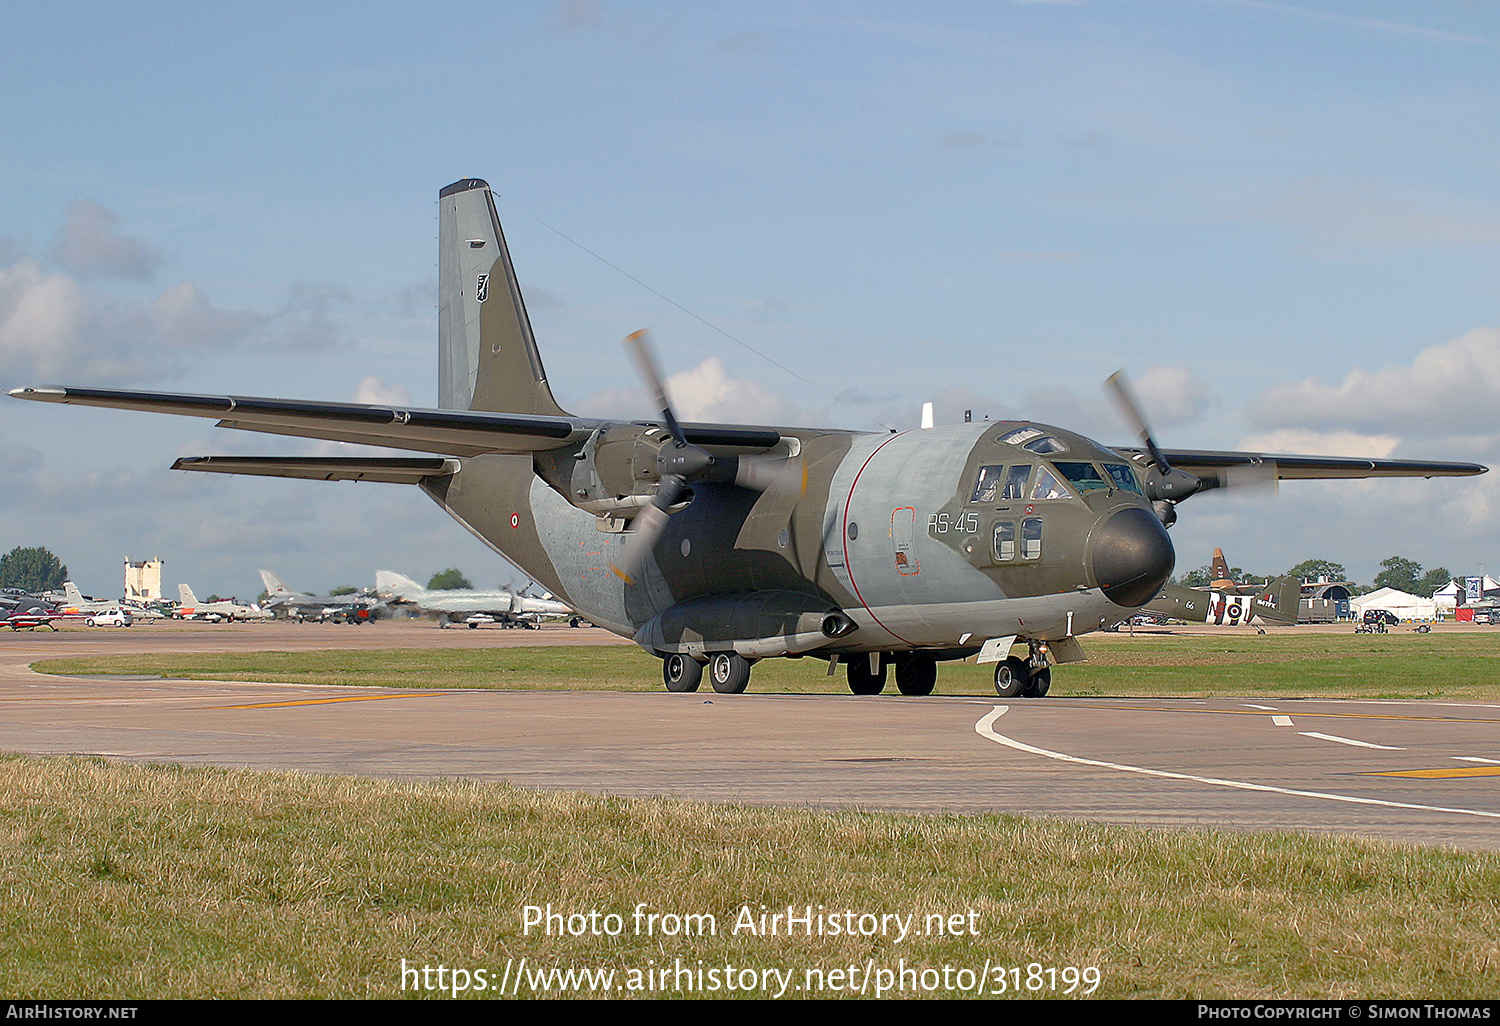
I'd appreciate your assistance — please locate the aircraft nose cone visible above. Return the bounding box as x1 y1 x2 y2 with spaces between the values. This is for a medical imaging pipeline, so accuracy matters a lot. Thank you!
1091 507 1174 607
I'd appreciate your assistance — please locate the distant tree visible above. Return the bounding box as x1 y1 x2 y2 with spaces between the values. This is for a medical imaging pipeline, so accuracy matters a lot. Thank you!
0 546 68 593
1418 567 1454 597
427 568 473 590
205 594 223 603
1373 556 1423 594
329 585 357 596
1178 566 1212 588
1286 558 1347 583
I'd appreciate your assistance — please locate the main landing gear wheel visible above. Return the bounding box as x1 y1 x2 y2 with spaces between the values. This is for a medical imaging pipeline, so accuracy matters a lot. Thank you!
993 656 1029 698
846 656 886 695
662 653 702 693
708 652 752 694
894 654 937 696
1022 666 1051 698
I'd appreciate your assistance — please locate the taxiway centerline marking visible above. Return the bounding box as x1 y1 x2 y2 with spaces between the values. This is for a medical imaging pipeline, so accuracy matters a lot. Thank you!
212 693 451 710
1296 731 1402 751
1366 767 1500 779
973 707 1500 821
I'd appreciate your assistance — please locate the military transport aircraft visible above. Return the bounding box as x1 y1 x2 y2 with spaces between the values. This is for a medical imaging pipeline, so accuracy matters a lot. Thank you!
9 178 1487 697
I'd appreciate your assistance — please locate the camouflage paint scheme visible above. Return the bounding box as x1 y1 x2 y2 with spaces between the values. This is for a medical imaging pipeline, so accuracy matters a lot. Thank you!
10 179 1486 695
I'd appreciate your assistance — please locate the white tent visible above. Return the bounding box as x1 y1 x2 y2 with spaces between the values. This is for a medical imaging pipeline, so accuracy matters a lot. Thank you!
1433 576 1499 612
1352 588 1438 622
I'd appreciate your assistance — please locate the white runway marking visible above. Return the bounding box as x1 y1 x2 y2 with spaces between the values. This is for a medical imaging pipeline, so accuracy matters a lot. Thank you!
1297 731 1403 751
1455 757 1500 764
1272 715 1294 727
1244 704 1277 711
973 706 1498 822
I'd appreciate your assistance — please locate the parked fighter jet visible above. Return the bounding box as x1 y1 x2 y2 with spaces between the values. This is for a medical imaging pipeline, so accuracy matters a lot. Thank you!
375 570 577 628
176 584 273 622
10 178 1486 697
0 593 58 631
258 571 381 622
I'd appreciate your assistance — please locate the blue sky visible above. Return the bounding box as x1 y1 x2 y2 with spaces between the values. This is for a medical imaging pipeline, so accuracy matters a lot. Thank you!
3 0 1498 598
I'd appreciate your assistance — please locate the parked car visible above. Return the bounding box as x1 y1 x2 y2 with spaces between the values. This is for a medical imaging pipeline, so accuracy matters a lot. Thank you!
86 608 133 628
1362 609 1399 626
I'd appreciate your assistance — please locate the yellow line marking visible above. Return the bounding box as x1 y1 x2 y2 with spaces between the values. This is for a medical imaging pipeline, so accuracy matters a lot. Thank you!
1365 766 1500 779
212 693 451 710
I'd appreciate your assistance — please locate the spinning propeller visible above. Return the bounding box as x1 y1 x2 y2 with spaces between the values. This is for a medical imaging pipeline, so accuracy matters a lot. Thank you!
611 330 803 581
1105 370 1275 528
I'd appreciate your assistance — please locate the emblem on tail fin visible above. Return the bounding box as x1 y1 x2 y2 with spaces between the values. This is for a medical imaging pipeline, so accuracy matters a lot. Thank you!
476 273 488 303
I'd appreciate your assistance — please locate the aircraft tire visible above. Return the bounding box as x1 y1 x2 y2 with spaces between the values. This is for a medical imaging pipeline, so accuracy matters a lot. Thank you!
708 652 752 694
846 656 886 695
894 654 937 696
662 654 702 693
1023 666 1051 698
994 657 1029 698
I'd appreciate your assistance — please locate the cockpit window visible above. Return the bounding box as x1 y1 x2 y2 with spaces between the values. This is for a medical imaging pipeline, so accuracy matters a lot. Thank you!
970 465 1005 503
1002 465 1030 500
1054 461 1109 493
999 426 1043 446
1029 466 1069 500
1022 435 1068 455
1102 463 1144 495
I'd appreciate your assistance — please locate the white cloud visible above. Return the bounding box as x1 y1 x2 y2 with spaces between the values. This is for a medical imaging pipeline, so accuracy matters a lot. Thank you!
152 281 261 350
52 199 162 281
0 257 160 383
351 375 413 406
1249 327 1500 436
573 356 813 426
1235 429 1399 459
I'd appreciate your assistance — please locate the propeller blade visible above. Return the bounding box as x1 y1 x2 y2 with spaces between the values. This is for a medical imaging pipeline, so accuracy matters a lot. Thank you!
1105 370 1171 472
623 329 687 447
609 475 689 583
1105 369 1207 507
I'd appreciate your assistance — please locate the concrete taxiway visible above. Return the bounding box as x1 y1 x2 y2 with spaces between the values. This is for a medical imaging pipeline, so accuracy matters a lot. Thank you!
3 621 1497 851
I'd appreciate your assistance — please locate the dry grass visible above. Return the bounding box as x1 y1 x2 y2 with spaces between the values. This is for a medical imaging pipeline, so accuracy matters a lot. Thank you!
3 754 1498 999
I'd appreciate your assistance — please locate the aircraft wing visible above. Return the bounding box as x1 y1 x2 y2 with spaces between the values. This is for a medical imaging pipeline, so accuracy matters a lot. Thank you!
1115 447 1486 481
172 456 461 484
9 386 786 456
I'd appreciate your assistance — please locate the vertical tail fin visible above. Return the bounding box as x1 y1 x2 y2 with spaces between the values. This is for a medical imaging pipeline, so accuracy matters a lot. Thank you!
258 570 293 597
64 581 84 604
438 179 569 417
375 571 423 598
179 584 198 606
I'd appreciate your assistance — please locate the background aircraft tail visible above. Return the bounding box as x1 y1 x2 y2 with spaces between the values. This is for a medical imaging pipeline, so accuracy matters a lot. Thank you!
258 570 294 598
438 179 569 418
178 584 198 606
64 581 84 604
1251 575 1302 626
375 571 424 598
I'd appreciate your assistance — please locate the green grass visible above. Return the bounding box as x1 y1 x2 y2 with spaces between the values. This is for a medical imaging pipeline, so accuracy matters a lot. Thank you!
4 754 1498 999
33 631 1500 700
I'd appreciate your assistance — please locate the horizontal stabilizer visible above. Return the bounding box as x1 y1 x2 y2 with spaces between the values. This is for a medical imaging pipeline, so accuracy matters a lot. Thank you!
172 456 460 484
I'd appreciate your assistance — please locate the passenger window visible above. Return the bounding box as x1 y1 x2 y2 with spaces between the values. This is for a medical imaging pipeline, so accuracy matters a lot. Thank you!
1102 463 1144 495
1054 462 1109 493
1030 466 1068 500
971 465 1005 503
993 522 1015 561
1002 465 1030 500
1022 517 1043 559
